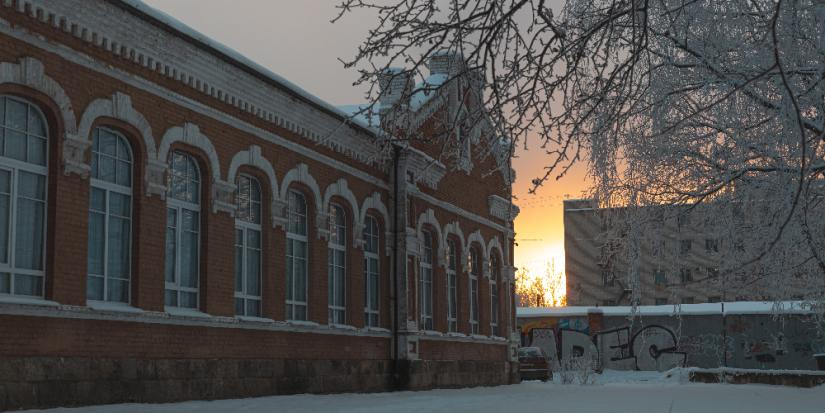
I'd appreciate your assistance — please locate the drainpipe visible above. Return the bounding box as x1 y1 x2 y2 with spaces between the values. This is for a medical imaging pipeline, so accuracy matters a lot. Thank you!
391 144 402 389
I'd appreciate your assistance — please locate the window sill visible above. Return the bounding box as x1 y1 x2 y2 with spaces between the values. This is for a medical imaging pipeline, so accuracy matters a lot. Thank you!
447 332 467 338
329 323 356 330
419 329 443 336
0 296 60 307
237 316 275 323
286 320 319 327
366 327 390 333
470 334 489 340
164 306 211 318
87 301 145 314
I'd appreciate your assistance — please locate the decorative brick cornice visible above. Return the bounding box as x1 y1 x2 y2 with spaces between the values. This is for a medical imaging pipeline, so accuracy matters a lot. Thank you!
2 0 386 167
488 195 520 222
405 148 446 190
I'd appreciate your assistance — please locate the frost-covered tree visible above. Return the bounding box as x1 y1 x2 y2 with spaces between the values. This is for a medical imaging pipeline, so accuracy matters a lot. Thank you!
337 0 825 312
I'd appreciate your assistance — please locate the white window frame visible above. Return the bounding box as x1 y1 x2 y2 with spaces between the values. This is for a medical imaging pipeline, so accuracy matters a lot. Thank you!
489 254 499 337
328 203 346 325
285 190 308 321
364 215 380 327
234 174 262 317
446 239 458 333
88 127 133 304
0 95 49 299
420 230 434 331
469 246 479 335
165 151 201 310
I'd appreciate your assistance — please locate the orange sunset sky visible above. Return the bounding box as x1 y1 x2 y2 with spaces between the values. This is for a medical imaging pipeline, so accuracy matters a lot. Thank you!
141 0 588 275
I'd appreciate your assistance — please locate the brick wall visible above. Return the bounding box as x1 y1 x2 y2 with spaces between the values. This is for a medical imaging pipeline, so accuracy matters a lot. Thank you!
0 0 519 408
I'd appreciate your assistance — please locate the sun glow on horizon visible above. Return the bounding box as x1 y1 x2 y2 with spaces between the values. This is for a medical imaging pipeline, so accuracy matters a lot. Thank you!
515 253 567 307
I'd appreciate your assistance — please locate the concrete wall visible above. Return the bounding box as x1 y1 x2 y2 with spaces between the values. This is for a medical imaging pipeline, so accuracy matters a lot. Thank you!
517 308 824 372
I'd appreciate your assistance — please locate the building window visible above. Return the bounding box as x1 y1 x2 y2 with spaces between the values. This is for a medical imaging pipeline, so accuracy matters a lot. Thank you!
602 300 617 306
628 270 641 288
87 128 132 303
705 239 718 254
420 230 434 331
679 240 692 256
490 254 499 337
652 241 665 258
733 206 745 225
791 295 804 301
602 271 615 287
678 211 691 227
707 268 719 278
681 297 695 304
446 238 458 333
364 215 380 327
708 296 722 303
653 269 667 284
234 174 262 317
655 298 668 305
597 245 611 266
0 96 48 298
328 204 346 325
680 268 693 284
165 151 201 309
469 246 480 335
286 191 308 321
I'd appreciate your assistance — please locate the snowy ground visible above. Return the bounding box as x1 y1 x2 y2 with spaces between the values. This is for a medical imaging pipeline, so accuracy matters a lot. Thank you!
31 370 824 413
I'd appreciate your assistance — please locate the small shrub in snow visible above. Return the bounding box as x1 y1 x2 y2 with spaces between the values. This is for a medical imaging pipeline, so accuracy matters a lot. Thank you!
553 355 600 385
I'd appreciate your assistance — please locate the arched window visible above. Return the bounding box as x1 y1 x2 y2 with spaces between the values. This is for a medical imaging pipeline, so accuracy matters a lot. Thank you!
165 151 201 309
328 204 346 325
489 254 499 337
420 230 433 331
364 215 380 327
87 127 133 303
446 238 457 333
0 96 48 298
285 190 308 321
469 246 480 335
235 174 262 317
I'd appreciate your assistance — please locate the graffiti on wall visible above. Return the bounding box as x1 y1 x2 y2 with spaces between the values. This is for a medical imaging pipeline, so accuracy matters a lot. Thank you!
520 313 821 371
524 324 687 372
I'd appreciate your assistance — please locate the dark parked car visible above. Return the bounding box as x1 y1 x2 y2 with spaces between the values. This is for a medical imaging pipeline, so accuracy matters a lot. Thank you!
518 347 552 382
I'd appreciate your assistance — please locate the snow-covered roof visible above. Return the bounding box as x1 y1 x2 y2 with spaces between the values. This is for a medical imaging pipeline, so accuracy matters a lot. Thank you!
517 301 813 318
117 0 373 132
336 104 381 128
410 74 449 110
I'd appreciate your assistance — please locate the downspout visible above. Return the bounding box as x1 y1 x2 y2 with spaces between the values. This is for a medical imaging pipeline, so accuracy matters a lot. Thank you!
391 144 402 389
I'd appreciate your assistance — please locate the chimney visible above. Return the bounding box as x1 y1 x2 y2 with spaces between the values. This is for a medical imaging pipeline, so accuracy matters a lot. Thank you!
378 68 414 115
429 51 465 77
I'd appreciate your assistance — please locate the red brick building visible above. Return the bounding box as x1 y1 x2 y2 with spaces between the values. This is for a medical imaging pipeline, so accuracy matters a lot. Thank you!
0 0 520 409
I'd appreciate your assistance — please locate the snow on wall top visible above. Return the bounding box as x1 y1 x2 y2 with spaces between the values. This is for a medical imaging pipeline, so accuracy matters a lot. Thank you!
117 0 371 130
517 301 813 318
336 104 381 128
410 74 449 110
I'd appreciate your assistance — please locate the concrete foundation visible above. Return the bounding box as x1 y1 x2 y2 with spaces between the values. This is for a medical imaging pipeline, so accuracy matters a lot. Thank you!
0 357 520 411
